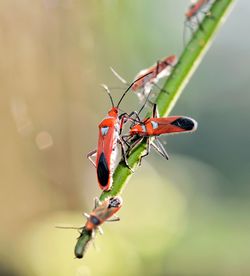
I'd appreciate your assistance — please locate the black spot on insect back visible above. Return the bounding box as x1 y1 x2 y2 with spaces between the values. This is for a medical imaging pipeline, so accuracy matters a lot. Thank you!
97 152 109 187
108 197 121 208
90 215 101 226
171 117 195 131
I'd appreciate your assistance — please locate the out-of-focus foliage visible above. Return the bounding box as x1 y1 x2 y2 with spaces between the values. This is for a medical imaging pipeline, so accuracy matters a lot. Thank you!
0 0 249 275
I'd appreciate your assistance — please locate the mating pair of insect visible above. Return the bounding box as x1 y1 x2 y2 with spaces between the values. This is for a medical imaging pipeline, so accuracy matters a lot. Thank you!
87 55 197 192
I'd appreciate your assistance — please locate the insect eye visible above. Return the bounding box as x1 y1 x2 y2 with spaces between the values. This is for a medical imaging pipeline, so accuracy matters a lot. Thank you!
101 126 109 136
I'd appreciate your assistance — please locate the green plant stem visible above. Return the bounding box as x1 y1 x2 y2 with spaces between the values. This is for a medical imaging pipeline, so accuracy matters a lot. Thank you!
100 0 234 201
75 1 235 255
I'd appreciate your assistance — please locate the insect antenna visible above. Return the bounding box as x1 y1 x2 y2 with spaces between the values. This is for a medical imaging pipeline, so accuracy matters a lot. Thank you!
55 226 84 230
101 84 115 108
137 87 154 116
116 72 153 108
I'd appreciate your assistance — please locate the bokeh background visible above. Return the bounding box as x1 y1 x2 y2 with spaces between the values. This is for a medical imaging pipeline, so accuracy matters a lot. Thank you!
1 0 249 275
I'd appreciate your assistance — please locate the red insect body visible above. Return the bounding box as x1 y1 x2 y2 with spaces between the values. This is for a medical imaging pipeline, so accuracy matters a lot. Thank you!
88 76 147 191
130 116 197 137
185 0 210 20
85 196 122 232
131 55 177 96
75 196 122 259
96 107 120 191
124 104 198 161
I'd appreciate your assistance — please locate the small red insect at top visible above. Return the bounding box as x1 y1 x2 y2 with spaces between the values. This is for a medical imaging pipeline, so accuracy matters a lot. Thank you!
131 55 177 99
185 0 210 20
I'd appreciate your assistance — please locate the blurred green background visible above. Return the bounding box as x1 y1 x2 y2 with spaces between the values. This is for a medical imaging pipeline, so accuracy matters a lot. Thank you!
1 0 249 275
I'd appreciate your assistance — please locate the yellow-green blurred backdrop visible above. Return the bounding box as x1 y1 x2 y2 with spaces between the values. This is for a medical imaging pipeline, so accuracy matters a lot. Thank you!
1 0 249 275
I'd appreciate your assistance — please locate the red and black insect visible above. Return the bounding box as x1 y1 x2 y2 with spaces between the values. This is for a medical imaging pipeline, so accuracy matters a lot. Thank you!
185 0 213 31
131 55 177 96
87 74 151 191
123 104 198 162
185 0 210 20
111 55 177 101
185 0 211 21
74 196 122 259
184 0 213 45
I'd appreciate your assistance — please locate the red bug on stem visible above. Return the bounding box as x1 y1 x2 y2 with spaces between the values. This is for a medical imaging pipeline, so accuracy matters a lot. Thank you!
184 0 213 45
75 196 122 259
185 0 211 20
131 55 177 98
74 196 122 258
123 103 198 162
87 74 152 191
71 196 122 259
111 55 177 101
56 196 122 259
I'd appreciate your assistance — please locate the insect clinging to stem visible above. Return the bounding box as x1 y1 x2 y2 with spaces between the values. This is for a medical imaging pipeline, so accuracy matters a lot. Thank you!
57 197 123 258
183 0 213 46
87 73 152 191
185 0 211 21
74 196 122 259
123 103 198 164
111 55 177 101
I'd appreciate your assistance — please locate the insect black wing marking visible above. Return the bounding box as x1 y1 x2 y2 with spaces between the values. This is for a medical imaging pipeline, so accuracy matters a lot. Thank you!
97 152 110 187
171 117 195 131
108 197 121 208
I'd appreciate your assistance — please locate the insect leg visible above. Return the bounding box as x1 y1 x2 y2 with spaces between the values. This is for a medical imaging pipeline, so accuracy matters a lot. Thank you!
87 150 97 167
97 226 104 235
183 19 196 47
121 134 132 148
153 83 169 95
119 112 141 135
126 136 144 156
55 226 83 230
152 103 160 118
119 137 134 172
151 137 169 160
195 14 204 32
137 88 154 116
201 9 215 20
155 60 160 76
107 216 120 222
138 138 151 166
94 197 101 208
128 111 141 122
83 213 90 219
